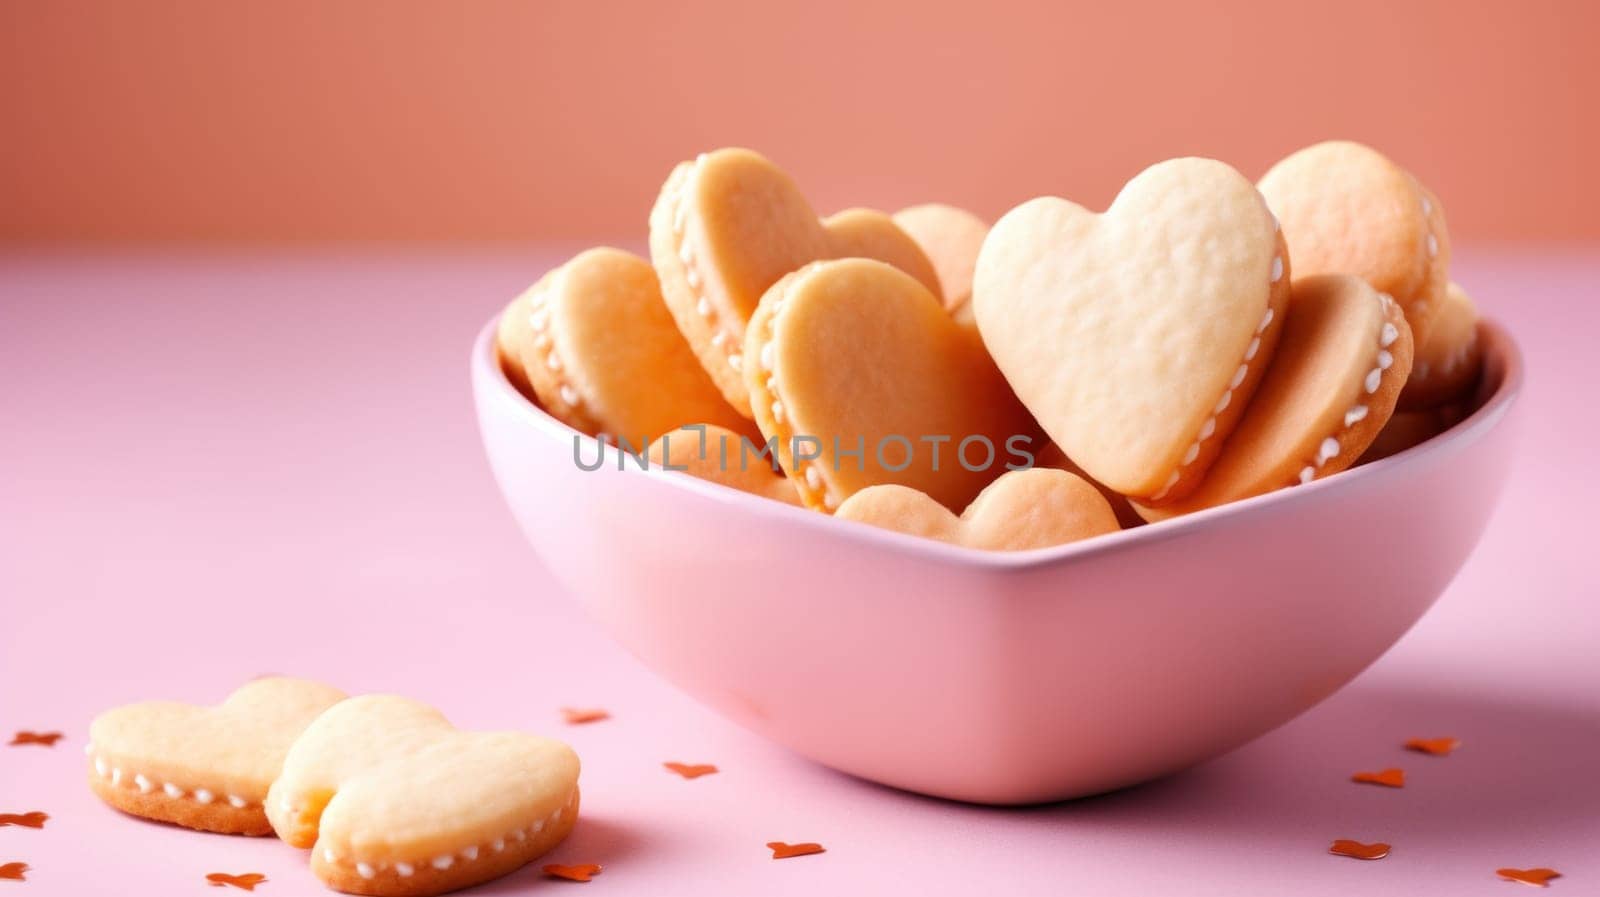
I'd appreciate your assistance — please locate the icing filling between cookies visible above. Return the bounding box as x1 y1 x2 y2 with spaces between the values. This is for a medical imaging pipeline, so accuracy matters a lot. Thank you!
670 155 745 374
524 282 589 415
320 787 578 881
1150 284 1280 502
1294 297 1402 485
755 266 837 510
85 745 253 809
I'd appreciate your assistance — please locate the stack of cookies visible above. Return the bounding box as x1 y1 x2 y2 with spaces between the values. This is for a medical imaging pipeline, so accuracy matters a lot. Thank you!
86 678 580 896
495 142 1483 551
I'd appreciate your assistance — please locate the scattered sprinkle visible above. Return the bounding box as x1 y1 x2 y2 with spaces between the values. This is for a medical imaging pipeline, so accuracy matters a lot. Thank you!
768 841 826 860
1405 737 1461 756
560 708 610 725
1351 768 1405 788
7 732 62 748
1329 840 1390 860
663 762 718 780
0 813 47 829
1497 868 1561 888
543 863 602 882
206 872 267 890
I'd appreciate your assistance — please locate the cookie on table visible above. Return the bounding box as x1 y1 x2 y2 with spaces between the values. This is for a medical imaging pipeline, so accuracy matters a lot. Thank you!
514 247 753 447
1134 274 1413 521
648 147 942 416
1399 281 1482 409
1258 140 1451 343
267 695 580 897
836 467 1120 551
86 677 346 835
743 258 1036 513
973 157 1290 505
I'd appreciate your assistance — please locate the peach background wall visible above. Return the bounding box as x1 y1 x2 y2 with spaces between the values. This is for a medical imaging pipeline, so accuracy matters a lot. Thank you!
4 0 1595 245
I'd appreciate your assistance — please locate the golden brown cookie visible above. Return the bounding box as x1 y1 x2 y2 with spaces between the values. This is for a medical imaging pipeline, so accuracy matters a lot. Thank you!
87 678 347 835
1134 274 1413 521
515 247 751 446
1358 403 1467 463
493 289 537 400
648 148 941 416
645 423 801 505
268 696 579 897
835 467 1119 551
1399 282 1482 409
974 157 1290 503
892 203 989 325
744 258 1035 512
1259 140 1451 342
1034 442 1144 530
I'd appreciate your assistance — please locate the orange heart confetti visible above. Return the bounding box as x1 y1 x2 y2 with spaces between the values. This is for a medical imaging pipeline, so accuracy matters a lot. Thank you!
1329 840 1391 860
207 872 267 890
1406 736 1461 756
543 863 602 882
663 762 718 780
0 863 28 881
1497 868 1562 887
7 732 62 747
561 708 610 725
0 813 47 829
768 841 826 860
1351 768 1406 788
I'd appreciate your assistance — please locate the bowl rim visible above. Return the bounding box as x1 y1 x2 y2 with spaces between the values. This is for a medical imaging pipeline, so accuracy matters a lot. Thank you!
473 315 1523 571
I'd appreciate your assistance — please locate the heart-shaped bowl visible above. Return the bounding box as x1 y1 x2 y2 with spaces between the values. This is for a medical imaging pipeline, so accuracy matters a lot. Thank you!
471 316 1522 804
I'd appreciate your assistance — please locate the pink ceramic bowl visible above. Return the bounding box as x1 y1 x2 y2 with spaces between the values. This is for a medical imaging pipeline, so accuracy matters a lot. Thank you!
471 318 1522 804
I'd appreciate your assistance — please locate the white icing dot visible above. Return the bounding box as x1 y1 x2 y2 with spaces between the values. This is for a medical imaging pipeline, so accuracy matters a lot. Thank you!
558 384 579 407
163 783 184 798
1244 336 1260 362
513 828 527 842
760 341 775 372
678 242 694 266
228 795 247 808
1229 364 1248 389
528 307 548 332
1380 322 1399 347
1270 256 1284 283
396 863 414 878
1377 349 1394 370
1318 437 1340 464
533 819 546 834
111 768 123 786
823 492 839 511
1199 418 1216 441
1182 443 1199 465
1427 233 1439 257
433 855 454 871
710 330 726 348
804 466 822 489
771 400 784 424
1299 466 1316 484
1344 405 1369 427
83 743 93 755
1258 308 1274 332
1365 369 1382 393
493 838 506 853
1422 195 1433 216
685 267 701 289
696 296 713 318
194 789 214 805
727 353 743 372
323 849 337 864
356 863 376 880
544 351 562 372
135 774 154 793
531 333 549 350
462 846 479 861
94 758 108 777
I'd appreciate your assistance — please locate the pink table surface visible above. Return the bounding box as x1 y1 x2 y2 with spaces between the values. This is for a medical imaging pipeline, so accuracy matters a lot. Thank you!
1 248 1596 896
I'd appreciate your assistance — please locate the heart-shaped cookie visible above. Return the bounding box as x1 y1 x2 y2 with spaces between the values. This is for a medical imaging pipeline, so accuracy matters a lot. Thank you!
974 157 1290 502
649 148 942 416
266 695 579 897
1400 281 1481 409
493 289 538 401
86 677 346 835
1259 141 1451 343
836 467 1119 551
892 203 990 325
1497 867 1561 887
645 424 801 506
515 247 753 446
1135 275 1413 521
1033 442 1145 530
743 258 1036 512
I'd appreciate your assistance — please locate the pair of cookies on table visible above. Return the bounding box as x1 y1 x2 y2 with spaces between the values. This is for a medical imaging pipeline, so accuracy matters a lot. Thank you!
87 678 579 896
